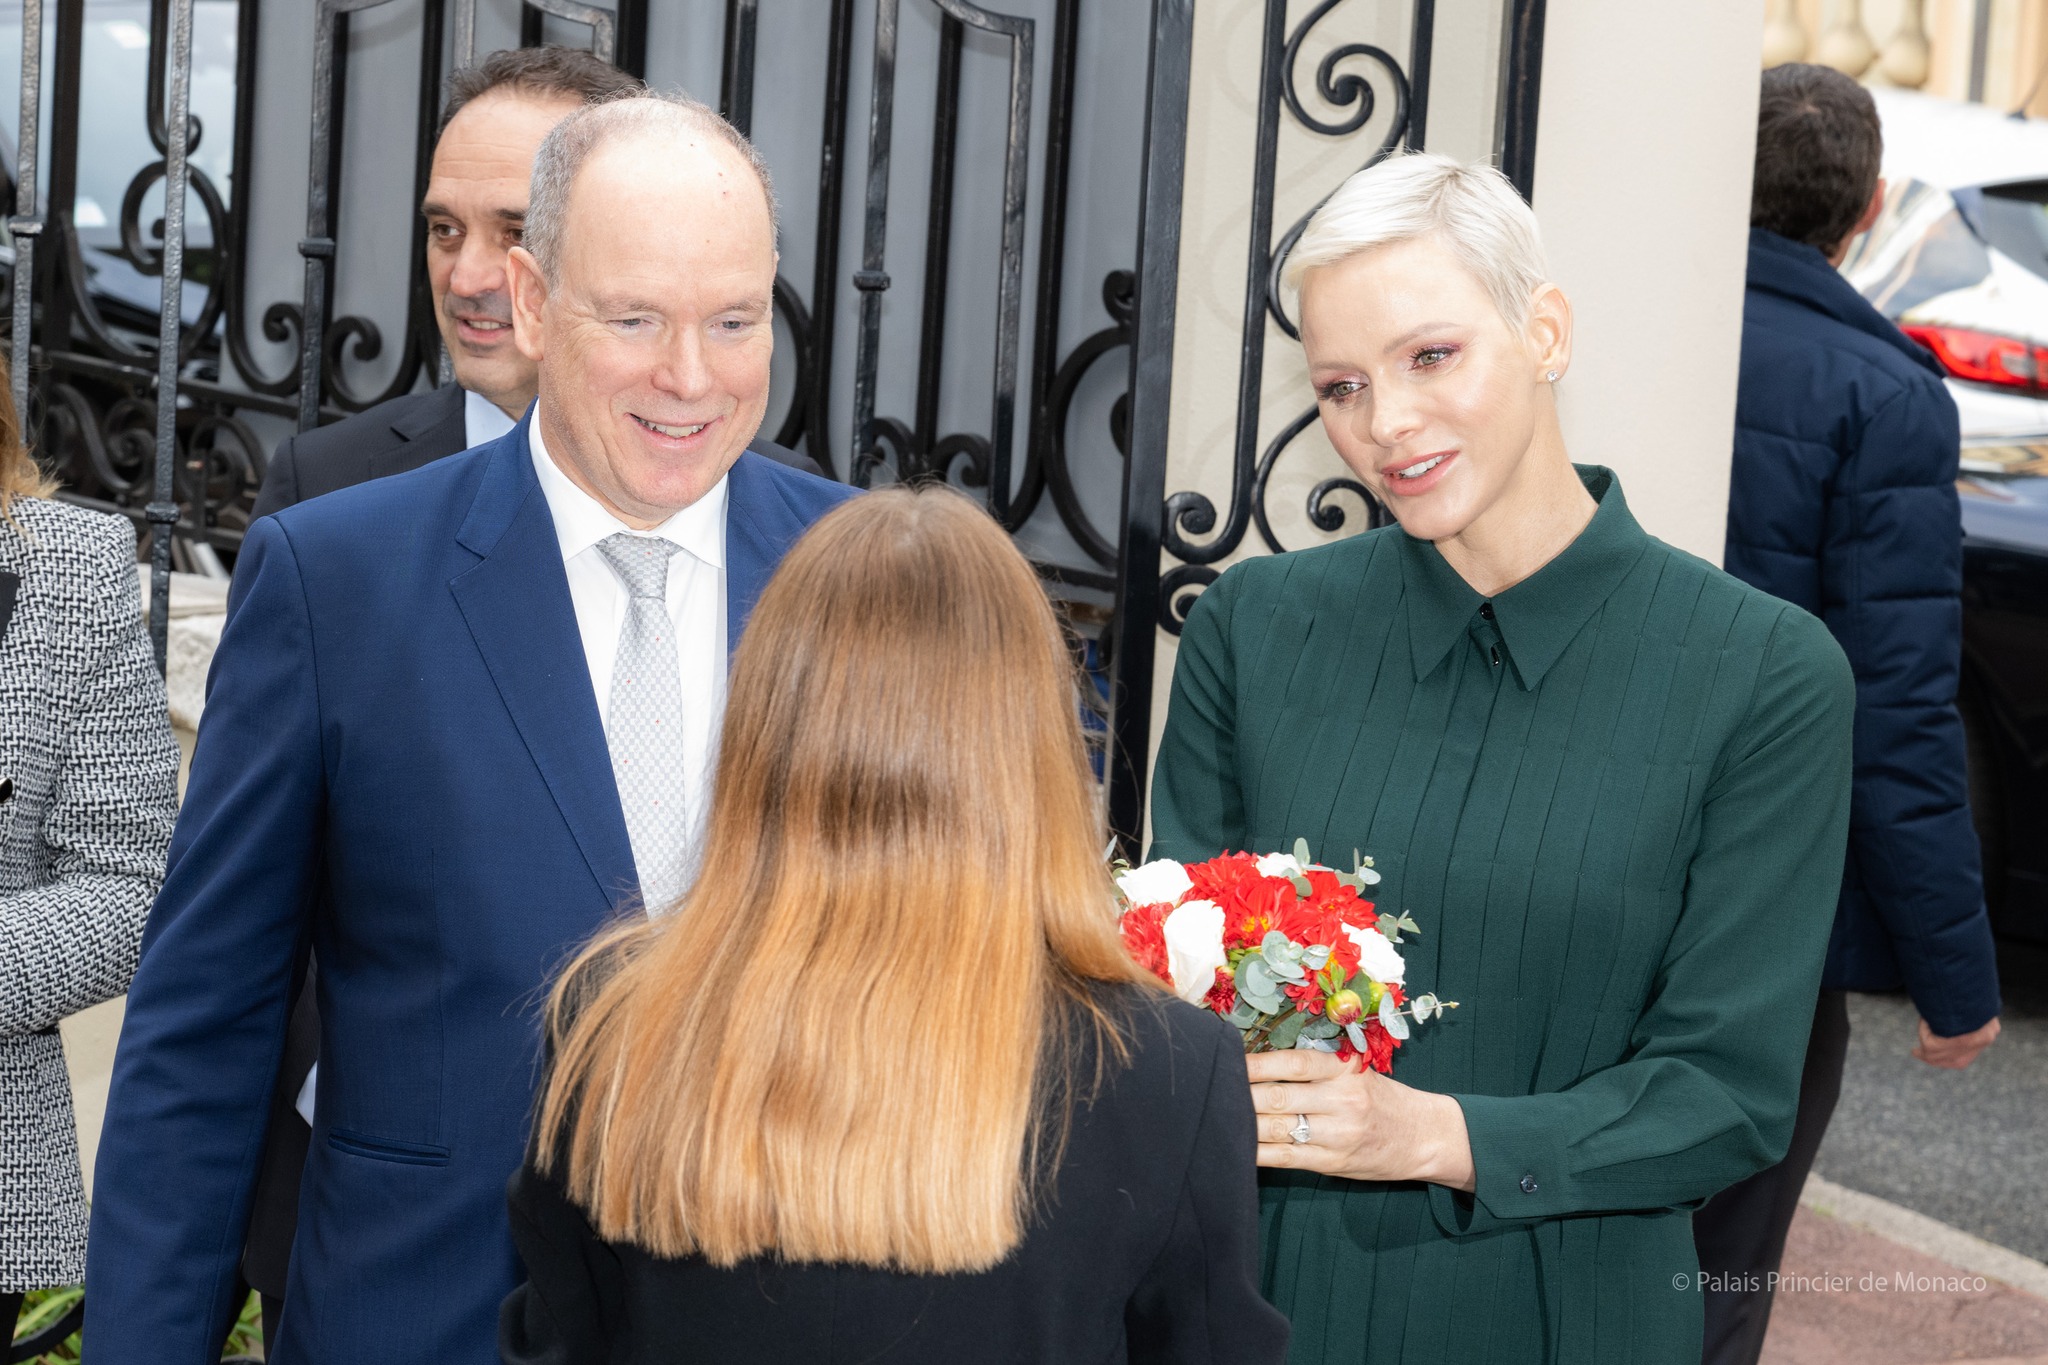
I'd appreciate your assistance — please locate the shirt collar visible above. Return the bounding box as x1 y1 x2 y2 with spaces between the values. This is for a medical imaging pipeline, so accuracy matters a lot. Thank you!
1399 465 1648 690
462 388 518 450
528 408 728 570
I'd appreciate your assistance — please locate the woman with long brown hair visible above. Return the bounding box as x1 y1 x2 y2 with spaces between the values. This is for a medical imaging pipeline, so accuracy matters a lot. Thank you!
499 485 1285 1364
0 358 178 1337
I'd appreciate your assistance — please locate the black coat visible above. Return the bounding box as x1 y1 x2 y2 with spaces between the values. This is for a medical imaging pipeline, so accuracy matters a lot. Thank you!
1724 228 2000 1036
237 386 828 1301
499 988 1289 1365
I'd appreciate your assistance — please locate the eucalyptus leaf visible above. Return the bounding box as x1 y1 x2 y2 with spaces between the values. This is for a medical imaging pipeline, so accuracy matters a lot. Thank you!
1301 1036 1340 1052
1290 874 1314 898
1238 958 1284 1013
1378 990 1411 1041
1302 944 1331 971
1301 1016 1341 1041
1265 1010 1309 1051
1294 837 1313 866
1345 1021 1368 1052
1260 931 1307 982
1377 912 1403 943
1228 995 1263 1028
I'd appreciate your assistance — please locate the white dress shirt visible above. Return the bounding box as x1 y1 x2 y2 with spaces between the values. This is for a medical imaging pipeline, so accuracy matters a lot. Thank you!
528 412 728 750
463 388 517 449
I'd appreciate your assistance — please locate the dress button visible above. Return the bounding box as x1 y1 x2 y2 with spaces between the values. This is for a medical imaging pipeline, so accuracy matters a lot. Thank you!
1519 1174 1539 1194
1479 601 1495 620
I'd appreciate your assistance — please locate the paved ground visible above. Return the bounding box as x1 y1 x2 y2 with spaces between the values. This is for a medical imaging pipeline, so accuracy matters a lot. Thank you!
1763 1204 2048 1365
1813 938 2048 1262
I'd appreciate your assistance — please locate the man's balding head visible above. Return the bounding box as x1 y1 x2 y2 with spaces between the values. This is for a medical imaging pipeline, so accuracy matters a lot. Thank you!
506 94 779 529
522 94 777 285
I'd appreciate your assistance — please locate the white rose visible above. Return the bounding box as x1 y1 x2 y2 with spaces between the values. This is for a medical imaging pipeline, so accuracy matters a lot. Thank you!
1254 851 1303 879
1342 923 1407 985
1116 858 1193 908
1162 899 1227 1006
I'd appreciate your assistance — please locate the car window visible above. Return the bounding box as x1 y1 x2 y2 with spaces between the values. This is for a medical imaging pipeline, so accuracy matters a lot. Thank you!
0 0 238 243
1843 179 1993 318
1977 181 2048 284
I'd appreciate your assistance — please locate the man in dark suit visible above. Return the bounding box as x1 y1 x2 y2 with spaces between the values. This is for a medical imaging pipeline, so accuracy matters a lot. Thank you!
254 46 640 520
86 93 856 1364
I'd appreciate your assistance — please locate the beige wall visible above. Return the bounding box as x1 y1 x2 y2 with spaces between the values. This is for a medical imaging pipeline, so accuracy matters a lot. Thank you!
1144 0 1765 822
1535 0 1764 563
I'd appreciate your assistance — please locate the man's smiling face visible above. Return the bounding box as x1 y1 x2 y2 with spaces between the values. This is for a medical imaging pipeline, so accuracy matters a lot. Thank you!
421 88 582 415
508 126 776 527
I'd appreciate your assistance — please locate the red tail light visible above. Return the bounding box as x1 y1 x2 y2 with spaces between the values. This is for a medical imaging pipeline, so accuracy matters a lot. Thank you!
1902 324 2048 392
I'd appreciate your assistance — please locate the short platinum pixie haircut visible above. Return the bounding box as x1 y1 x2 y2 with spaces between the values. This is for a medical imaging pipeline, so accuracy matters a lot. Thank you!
1282 152 1548 330
523 90 778 283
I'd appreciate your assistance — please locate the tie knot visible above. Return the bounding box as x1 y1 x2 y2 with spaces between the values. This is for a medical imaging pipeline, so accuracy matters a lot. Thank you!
597 532 683 600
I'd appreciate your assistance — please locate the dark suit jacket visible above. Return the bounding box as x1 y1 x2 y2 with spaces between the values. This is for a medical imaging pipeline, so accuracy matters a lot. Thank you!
500 989 1290 1365
86 420 857 1365
239 385 828 1301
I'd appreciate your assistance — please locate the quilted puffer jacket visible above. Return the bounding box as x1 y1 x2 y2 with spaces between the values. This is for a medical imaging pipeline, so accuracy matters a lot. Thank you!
1724 227 1999 1038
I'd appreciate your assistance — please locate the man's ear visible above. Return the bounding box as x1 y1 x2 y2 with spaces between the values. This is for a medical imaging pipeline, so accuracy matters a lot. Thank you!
1833 179 1887 264
1854 178 1886 238
508 245 548 363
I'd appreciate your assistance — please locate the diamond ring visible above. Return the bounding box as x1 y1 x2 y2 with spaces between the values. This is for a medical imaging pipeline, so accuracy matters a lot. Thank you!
1290 1114 1311 1145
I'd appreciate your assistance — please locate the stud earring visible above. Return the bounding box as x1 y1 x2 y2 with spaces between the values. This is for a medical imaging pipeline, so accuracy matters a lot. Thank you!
1545 370 1559 383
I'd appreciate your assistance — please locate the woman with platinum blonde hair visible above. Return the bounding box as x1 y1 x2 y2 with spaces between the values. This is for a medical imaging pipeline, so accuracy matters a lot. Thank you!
1147 152 1859 1361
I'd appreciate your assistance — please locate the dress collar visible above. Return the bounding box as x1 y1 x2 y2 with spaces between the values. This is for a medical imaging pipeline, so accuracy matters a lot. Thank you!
528 407 728 570
1398 465 1649 690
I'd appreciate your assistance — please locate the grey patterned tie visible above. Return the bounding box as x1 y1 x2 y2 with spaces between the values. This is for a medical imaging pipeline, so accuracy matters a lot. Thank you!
596 533 691 913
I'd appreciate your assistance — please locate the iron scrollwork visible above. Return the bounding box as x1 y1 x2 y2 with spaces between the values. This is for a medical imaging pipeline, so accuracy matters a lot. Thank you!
1156 0 1423 633
849 0 1034 516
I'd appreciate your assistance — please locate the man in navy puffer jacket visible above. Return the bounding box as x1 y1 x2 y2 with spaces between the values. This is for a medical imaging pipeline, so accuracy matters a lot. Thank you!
1694 62 2003 1365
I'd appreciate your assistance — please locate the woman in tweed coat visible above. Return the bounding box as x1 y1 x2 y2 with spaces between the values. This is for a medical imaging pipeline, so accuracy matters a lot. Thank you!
0 378 178 1335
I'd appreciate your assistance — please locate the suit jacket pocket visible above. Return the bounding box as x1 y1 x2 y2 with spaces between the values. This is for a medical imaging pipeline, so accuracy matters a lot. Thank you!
327 1127 451 1167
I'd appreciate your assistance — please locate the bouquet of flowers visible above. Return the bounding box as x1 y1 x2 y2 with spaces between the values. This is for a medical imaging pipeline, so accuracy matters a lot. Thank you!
1115 840 1452 1074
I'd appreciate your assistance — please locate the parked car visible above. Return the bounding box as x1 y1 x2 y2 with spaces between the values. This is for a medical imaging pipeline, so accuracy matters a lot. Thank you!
1840 90 2048 942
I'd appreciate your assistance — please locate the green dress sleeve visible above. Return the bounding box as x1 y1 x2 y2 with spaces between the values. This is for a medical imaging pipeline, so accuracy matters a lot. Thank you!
1434 607 1856 1235
1147 568 1248 861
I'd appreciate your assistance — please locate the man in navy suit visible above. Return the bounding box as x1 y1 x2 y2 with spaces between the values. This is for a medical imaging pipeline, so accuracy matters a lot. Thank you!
86 93 854 1364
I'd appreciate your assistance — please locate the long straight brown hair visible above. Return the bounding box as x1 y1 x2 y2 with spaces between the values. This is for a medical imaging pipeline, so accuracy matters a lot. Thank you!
535 484 1151 1272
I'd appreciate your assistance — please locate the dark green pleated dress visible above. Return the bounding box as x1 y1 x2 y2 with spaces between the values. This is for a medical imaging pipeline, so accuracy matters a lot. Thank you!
1149 467 1856 1364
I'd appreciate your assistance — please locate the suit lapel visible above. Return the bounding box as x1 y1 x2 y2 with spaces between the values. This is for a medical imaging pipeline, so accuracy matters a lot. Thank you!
367 385 470 483
448 424 638 905
722 452 808 660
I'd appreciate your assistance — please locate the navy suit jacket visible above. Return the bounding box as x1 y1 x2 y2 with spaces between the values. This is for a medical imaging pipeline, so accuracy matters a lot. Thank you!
85 419 855 1364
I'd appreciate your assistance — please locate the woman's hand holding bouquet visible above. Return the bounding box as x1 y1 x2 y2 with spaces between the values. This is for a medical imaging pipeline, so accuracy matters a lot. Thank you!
1116 842 1472 1187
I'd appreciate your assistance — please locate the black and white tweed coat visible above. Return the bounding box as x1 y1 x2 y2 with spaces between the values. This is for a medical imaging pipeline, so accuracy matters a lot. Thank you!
0 496 177 1291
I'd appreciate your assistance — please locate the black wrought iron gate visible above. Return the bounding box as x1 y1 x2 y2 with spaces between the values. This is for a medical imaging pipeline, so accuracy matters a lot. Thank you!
1 0 1544 861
